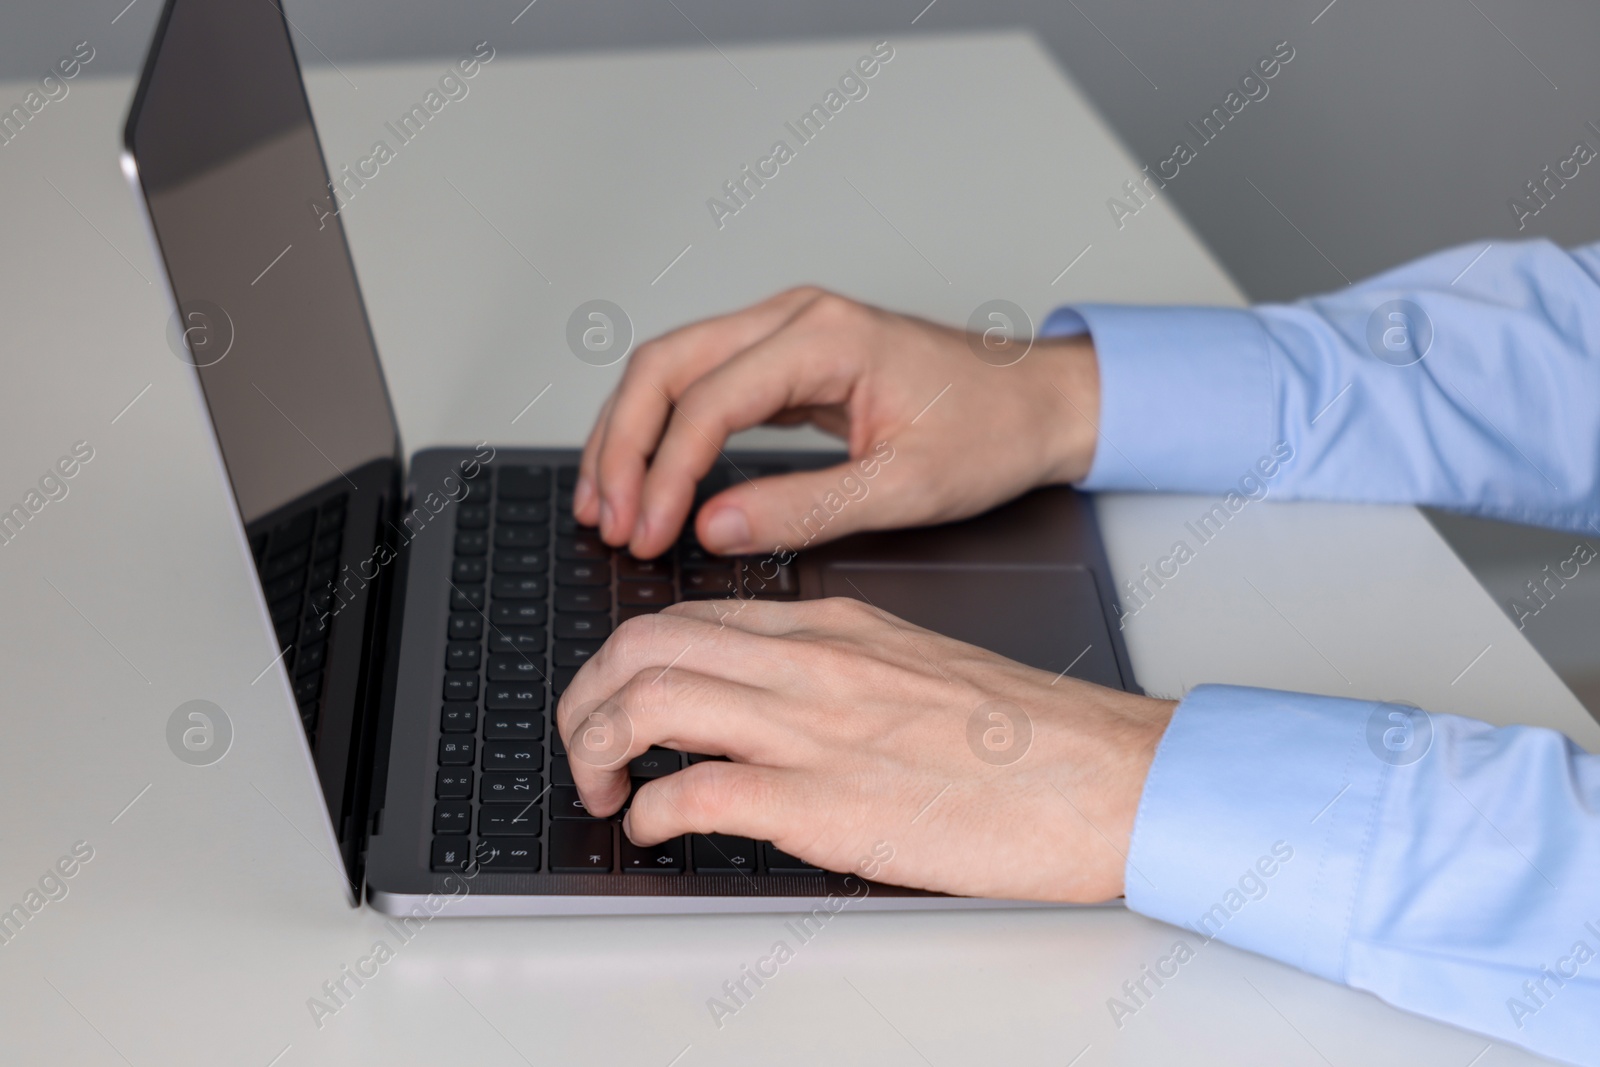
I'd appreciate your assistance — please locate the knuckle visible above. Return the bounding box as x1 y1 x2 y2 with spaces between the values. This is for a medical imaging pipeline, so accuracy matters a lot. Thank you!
780 284 826 303
677 762 751 824
802 291 857 325
627 337 668 375
599 612 663 670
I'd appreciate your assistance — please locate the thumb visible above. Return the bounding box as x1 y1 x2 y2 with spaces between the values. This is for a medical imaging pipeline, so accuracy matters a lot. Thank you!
695 449 897 554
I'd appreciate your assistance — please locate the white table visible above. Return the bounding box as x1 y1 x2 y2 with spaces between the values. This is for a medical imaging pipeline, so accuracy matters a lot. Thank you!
0 31 1589 1067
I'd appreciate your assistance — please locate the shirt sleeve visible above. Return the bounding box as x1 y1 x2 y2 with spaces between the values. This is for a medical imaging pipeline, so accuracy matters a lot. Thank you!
1124 685 1600 1066
1041 239 1600 533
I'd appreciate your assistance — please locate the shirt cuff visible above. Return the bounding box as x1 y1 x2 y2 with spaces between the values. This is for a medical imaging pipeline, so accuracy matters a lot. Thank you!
1040 305 1276 493
1124 684 1389 983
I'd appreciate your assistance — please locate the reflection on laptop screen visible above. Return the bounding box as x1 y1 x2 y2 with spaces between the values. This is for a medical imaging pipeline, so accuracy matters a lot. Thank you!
125 0 398 524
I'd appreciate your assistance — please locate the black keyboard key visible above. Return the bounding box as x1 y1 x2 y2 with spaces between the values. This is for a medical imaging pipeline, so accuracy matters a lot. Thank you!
455 503 489 529
691 833 758 874
448 612 483 640
479 803 543 835
621 835 685 873
482 740 543 771
557 464 579 490
494 525 549 549
311 529 343 562
296 639 327 676
493 549 548 574
308 559 337 590
554 640 603 668
629 748 682 779
305 588 334 617
618 581 673 607
492 575 548 599
439 736 476 765
556 533 608 560
497 465 551 500
452 558 487 583
249 532 269 561
743 560 800 599
762 842 823 874
262 570 305 603
270 594 301 626
555 561 609 587
496 500 550 524
477 838 540 870
435 770 473 799
550 755 574 786
443 671 479 701
677 544 719 568
488 627 545 654
319 494 347 522
484 713 543 741
481 772 543 803
450 584 486 611
618 605 660 624
682 567 738 599
434 802 471 835
553 667 580 697
441 705 478 733
555 614 612 641
550 821 612 872
486 654 547 683
275 617 299 648
272 510 316 550
551 786 605 820
484 683 545 711
446 641 481 671
431 836 473 871
694 468 730 505
491 602 548 627
293 672 322 706
618 555 672 581
555 588 609 613
454 530 488 556
555 515 582 537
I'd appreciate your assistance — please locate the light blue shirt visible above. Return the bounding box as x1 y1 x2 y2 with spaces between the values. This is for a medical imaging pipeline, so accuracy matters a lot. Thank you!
1044 239 1600 1066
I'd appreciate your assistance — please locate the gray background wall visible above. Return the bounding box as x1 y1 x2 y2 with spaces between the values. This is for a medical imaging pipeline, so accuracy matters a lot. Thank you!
5 0 1597 709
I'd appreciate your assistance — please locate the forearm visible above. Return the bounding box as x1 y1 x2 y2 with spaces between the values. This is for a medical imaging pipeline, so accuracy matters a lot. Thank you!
1127 686 1600 1065
1045 239 1600 531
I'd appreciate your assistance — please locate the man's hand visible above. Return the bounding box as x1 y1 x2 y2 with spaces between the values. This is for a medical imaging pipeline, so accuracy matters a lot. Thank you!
556 598 1174 903
574 287 1101 558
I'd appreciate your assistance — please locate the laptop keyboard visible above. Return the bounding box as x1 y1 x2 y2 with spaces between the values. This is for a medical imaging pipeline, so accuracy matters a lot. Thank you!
431 462 823 878
249 494 348 740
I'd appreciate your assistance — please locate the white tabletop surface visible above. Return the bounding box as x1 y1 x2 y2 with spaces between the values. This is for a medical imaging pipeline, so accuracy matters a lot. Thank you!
0 30 1591 1067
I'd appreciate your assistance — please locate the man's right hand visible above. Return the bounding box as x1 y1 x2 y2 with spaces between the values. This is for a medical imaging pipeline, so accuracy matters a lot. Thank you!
574 287 1103 559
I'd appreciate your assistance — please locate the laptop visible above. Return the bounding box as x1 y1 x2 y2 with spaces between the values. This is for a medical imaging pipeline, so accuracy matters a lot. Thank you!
121 0 1139 915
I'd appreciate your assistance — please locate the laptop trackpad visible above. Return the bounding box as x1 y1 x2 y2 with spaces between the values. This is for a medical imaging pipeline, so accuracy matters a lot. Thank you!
819 562 1124 688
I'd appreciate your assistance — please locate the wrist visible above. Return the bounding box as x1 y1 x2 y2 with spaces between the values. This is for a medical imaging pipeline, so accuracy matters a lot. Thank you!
1025 334 1101 484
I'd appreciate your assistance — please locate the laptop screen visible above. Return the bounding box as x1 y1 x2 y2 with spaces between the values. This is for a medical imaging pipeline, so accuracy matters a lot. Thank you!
124 0 399 524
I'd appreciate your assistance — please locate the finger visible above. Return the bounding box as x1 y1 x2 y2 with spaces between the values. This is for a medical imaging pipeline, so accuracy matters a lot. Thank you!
623 759 800 848
592 288 823 547
694 455 897 554
563 669 781 816
657 598 812 637
555 611 783 746
573 391 616 524
629 324 859 557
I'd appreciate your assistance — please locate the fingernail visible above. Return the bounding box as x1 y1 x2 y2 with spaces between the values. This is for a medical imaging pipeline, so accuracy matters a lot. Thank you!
573 474 594 514
600 498 615 539
702 507 751 551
